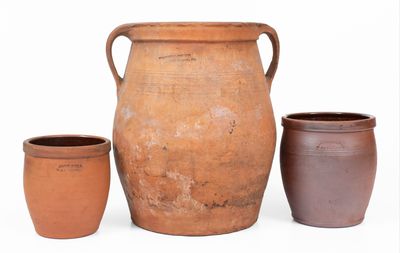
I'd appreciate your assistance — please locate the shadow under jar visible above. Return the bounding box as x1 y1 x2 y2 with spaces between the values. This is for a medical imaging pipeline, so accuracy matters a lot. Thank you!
280 112 377 228
23 135 111 238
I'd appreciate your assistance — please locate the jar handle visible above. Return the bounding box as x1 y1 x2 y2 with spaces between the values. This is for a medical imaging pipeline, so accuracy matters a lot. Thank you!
106 24 134 91
259 24 280 92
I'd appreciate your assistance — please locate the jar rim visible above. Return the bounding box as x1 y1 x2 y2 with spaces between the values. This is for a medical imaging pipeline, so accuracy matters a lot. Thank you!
281 112 376 132
23 135 111 158
120 22 270 42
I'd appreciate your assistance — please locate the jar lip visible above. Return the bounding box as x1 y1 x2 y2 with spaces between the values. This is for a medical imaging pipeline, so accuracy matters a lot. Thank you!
123 22 270 42
23 135 111 159
131 22 265 28
281 112 376 132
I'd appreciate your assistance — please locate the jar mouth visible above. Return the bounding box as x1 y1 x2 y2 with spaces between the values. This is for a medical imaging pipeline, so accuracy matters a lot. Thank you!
122 22 269 42
29 136 106 147
282 112 376 132
131 22 264 28
23 135 111 158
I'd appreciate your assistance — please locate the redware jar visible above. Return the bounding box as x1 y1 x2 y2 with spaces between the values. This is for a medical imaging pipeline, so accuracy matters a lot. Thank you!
23 135 111 238
106 22 280 235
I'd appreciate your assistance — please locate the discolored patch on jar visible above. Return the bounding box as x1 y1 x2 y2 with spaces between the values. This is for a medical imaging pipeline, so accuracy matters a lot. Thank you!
143 144 169 176
121 106 135 122
136 178 165 209
227 189 264 208
210 105 236 119
134 169 204 213
231 60 251 72
144 166 166 177
208 106 240 136
165 152 195 178
255 104 263 120
158 177 182 202
165 171 204 211
191 181 230 208
191 180 264 210
144 130 161 149
174 116 208 139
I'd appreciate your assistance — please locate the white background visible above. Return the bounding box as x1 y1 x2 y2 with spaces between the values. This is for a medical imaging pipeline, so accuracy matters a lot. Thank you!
1 0 398 252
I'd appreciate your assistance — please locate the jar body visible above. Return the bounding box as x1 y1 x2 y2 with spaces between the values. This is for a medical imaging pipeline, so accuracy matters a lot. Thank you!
280 114 377 227
23 136 111 238
112 27 277 235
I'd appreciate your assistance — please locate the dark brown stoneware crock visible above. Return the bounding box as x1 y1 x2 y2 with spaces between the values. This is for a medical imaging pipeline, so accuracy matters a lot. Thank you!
280 112 377 228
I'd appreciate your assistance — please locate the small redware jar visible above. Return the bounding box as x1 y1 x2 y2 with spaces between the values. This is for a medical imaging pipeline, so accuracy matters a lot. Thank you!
23 135 111 238
280 112 377 228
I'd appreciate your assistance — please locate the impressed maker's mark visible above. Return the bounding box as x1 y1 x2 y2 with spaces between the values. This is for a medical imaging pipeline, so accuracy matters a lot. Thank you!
158 53 196 62
56 163 83 172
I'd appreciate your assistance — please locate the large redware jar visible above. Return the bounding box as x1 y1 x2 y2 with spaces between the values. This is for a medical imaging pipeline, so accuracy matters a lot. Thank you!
280 112 377 227
106 22 280 235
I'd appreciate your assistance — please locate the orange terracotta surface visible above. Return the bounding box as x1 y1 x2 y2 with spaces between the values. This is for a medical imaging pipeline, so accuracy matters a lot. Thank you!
23 135 111 239
107 22 280 235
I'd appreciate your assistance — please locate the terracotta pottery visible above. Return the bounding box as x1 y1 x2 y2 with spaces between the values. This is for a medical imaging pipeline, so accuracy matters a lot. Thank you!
106 22 280 235
280 112 377 228
23 135 111 238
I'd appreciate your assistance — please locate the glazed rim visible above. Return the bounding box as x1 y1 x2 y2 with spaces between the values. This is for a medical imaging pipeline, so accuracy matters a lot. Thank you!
282 112 376 132
23 135 111 159
119 22 272 41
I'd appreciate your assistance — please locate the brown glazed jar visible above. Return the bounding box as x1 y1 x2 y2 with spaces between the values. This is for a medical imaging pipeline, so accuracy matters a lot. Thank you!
107 22 279 235
23 135 111 238
280 112 377 227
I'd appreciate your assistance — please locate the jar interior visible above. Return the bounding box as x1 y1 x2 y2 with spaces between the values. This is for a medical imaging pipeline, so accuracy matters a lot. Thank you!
29 136 105 147
287 113 370 122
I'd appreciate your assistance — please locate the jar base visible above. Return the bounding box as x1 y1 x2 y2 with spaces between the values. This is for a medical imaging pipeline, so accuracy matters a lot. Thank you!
34 227 99 239
292 216 364 228
131 217 258 236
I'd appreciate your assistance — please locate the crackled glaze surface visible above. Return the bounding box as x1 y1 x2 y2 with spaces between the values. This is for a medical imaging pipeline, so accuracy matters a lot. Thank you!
107 22 280 235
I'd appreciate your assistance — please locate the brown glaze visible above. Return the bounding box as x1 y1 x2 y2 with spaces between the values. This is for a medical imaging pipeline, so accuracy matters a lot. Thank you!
280 112 377 227
106 22 280 235
23 135 111 238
